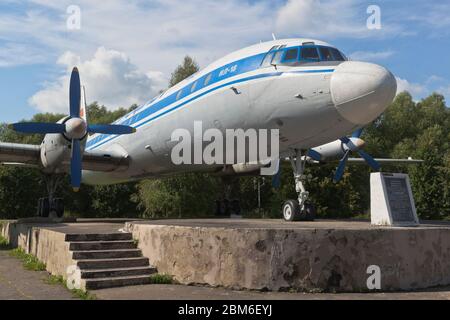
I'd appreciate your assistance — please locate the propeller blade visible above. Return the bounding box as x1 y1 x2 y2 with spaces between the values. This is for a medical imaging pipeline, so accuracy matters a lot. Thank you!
357 150 381 171
70 139 82 192
333 150 350 183
306 149 322 162
271 159 282 189
69 67 81 118
352 128 364 138
88 124 136 135
10 122 65 134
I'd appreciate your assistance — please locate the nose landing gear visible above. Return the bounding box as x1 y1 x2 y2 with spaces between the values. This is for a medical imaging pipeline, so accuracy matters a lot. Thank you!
282 149 316 222
37 174 65 219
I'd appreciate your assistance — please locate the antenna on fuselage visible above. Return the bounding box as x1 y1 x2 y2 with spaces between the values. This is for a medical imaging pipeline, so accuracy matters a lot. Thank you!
272 33 277 40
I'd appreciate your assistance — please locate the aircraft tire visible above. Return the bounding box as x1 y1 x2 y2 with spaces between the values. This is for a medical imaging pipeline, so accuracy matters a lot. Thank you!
282 200 301 221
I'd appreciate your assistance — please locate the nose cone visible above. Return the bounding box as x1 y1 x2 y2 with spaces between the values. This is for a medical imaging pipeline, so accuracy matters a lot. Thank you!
330 61 397 125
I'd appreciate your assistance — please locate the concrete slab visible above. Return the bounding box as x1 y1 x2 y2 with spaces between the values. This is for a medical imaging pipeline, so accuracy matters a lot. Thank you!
126 219 450 292
93 283 450 300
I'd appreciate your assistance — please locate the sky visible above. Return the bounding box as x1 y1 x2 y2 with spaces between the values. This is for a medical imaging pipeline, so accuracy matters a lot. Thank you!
0 0 449 122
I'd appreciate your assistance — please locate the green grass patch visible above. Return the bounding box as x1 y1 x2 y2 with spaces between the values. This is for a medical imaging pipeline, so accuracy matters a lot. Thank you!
0 235 10 250
45 275 97 300
9 248 46 271
149 273 174 284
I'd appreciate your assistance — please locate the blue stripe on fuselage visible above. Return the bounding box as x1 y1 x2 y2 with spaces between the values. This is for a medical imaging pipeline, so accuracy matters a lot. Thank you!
86 51 335 150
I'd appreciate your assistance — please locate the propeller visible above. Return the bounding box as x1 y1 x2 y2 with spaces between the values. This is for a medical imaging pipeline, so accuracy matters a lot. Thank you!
333 129 380 183
10 67 136 191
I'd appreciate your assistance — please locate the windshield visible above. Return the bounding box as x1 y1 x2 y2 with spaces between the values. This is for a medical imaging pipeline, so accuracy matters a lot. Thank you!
261 45 346 67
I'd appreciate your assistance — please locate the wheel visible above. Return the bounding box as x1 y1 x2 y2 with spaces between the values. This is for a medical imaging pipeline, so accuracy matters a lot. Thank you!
41 198 50 218
53 198 64 218
282 200 301 221
304 202 317 221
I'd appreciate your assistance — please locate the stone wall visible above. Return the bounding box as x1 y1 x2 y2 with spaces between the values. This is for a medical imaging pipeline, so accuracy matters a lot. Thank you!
126 221 450 292
0 220 74 277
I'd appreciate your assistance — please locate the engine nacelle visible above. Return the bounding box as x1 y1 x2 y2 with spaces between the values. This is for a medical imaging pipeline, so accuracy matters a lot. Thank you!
310 137 365 161
40 133 71 173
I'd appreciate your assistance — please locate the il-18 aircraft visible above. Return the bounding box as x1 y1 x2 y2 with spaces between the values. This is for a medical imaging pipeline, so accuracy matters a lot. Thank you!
0 38 421 221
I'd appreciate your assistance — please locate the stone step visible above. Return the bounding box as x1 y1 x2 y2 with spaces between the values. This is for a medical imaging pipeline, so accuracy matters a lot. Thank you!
72 249 142 260
81 266 156 279
69 240 135 251
66 233 132 242
77 257 149 270
84 275 152 290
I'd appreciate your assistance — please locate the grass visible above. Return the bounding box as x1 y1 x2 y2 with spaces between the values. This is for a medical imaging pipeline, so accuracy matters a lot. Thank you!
149 273 175 284
9 248 46 271
45 275 97 300
0 235 11 250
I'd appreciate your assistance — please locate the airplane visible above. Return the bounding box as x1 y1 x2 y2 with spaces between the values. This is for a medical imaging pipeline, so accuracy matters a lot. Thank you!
0 38 422 221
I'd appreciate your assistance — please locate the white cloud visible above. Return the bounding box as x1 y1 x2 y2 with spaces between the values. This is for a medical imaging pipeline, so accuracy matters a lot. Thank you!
349 50 395 62
0 42 47 67
29 47 165 113
395 76 426 97
274 0 403 39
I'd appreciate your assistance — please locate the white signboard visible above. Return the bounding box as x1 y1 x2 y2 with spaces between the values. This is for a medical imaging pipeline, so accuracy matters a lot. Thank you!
370 173 419 226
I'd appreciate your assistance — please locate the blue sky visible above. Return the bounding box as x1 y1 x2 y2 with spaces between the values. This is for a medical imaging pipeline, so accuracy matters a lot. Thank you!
0 0 449 122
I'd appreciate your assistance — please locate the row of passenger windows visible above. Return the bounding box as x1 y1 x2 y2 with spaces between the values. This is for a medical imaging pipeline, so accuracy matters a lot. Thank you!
261 45 346 67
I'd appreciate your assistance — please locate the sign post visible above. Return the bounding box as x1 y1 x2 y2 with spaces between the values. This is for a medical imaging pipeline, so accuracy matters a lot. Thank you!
370 173 419 226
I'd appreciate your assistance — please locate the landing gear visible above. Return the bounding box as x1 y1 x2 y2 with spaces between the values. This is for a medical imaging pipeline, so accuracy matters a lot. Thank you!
282 149 316 222
215 176 241 217
37 174 65 218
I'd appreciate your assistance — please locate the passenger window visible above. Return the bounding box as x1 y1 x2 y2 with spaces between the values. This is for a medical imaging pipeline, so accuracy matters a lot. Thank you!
191 81 198 93
176 90 183 100
283 48 299 61
330 48 345 61
301 47 319 61
319 47 333 61
204 73 212 86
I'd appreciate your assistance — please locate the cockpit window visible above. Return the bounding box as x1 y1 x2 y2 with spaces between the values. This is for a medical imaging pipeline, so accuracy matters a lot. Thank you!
283 48 299 61
260 45 346 68
301 47 320 61
319 47 333 61
329 47 345 61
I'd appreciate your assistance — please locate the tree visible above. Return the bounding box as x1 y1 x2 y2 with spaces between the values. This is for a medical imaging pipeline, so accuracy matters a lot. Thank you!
169 56 199 87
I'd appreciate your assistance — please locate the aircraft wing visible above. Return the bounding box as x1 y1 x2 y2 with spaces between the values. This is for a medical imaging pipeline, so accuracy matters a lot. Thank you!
0 142 129 172
0 142 41 166
346 158 423 165
79 149 130 172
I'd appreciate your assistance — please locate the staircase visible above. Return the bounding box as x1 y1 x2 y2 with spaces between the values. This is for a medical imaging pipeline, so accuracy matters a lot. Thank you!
66 232 156 290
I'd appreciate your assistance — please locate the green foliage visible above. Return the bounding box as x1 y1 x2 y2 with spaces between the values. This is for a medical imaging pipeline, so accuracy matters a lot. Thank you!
148 273 175 284
10 248 46 271
0 235 10 250
134 173 219 218
169 56 199 87
45 275 97 300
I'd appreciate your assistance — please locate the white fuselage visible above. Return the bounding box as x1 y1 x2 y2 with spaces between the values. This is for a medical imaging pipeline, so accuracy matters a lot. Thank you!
82 38 396 185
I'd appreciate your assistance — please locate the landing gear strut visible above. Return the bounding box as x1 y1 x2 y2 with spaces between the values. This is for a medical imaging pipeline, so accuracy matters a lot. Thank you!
37 174 64 218
215 176 241 217
282 149 316 221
